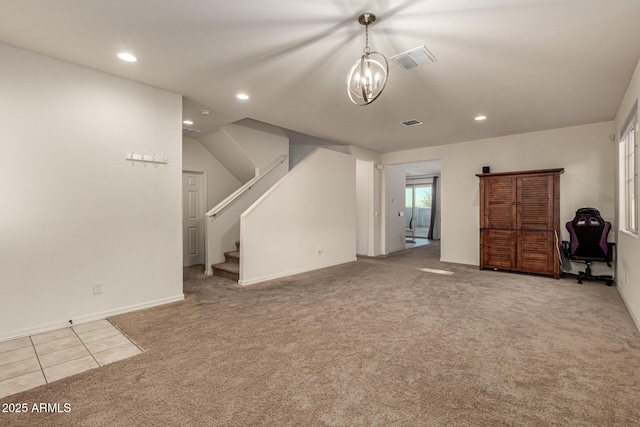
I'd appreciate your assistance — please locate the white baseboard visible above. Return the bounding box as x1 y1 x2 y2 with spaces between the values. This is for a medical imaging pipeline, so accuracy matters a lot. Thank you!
617 287 640 333
0 294 184 343
238 257 357 286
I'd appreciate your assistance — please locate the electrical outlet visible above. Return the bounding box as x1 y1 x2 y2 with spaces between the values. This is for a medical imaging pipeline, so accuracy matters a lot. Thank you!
93 282 103 295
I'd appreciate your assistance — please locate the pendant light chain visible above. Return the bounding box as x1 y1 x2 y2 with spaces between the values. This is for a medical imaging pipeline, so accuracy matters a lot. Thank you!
364 23 371 55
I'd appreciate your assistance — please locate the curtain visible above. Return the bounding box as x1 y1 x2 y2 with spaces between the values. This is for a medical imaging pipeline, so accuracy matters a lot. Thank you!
428 176 440 240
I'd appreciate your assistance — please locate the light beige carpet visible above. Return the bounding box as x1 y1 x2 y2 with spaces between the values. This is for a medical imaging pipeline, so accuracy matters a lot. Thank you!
2 242 640 426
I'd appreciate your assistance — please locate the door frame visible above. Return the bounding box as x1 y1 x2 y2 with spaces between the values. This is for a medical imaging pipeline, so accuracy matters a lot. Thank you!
182 170 208 268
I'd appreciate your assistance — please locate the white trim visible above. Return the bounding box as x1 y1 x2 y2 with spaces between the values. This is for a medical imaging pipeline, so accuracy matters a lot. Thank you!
0 294 184 343
238 257 357 286
617 288 640 333
619 228 639 239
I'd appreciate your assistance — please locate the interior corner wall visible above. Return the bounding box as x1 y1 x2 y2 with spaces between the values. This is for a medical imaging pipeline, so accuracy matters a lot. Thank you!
385 164 407 254
199 129 256 184
182 137 242 210
349 145 383 163
615 56 640 330
239 148 356 285
382 121 615 266
0 44 184 341
287 130 350 169
223 121 289 172
356 160 375 256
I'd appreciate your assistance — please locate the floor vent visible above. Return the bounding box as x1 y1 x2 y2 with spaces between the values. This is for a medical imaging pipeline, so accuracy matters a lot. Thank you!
390 46 436 70
401 119 423 127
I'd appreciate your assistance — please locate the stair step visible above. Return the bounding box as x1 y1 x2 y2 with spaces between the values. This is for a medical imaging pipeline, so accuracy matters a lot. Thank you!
224 251 240 264
211 262 239 281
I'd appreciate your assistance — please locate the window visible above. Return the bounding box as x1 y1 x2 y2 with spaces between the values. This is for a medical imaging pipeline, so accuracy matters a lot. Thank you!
621 112 638 233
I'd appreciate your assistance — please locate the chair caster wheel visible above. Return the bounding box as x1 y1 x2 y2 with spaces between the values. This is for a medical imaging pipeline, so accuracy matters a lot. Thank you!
606 281 613 286
577 279 583 284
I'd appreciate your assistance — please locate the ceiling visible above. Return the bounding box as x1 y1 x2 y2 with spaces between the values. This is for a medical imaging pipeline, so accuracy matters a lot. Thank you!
1 0 640 153
404 160 441 177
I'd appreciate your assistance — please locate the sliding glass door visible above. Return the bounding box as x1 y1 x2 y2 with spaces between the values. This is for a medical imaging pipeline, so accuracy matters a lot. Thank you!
405 184 432 238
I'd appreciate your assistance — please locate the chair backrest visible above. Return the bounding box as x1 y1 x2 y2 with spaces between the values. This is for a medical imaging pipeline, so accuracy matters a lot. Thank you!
566 207 611 258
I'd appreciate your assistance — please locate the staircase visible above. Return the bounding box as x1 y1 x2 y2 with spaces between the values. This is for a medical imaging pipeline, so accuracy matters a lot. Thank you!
211 241 240 281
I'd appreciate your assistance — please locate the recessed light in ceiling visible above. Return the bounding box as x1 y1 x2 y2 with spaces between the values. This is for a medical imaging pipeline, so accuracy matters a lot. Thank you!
117 52 137 63
236 93 249 100
182 120 194 125
475 115 487 121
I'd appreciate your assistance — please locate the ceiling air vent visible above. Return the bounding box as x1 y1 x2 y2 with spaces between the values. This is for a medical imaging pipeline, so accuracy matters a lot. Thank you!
390 46 436 70
401 119 423 127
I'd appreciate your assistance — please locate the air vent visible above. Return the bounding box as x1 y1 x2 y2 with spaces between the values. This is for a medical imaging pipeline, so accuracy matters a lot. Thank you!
182 127 201 136
401 119 423 127
390 46 436 70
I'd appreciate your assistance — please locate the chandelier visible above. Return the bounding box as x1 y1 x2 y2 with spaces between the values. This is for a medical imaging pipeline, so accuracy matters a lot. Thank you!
347 13 389 106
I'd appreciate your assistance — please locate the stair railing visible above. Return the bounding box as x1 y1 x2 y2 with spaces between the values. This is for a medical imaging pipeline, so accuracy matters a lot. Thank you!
206 154 288 218
204 154 288 276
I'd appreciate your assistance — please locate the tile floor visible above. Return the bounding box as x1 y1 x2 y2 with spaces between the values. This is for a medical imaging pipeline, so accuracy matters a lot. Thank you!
0 320 142 399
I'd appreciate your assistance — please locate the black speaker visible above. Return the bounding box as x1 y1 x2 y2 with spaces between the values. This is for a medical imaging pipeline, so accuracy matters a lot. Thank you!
482 166 490 174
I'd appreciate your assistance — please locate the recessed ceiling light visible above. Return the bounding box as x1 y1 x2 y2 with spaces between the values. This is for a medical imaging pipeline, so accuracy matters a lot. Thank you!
236 93 250 100
475 115 487 121
117 52 137 63
182 120 194 125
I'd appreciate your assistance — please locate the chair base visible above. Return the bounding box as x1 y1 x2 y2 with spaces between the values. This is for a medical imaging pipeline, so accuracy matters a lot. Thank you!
577 263 614 286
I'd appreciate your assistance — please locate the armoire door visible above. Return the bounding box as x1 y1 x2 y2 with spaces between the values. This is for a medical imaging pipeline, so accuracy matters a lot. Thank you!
517 175 554 231
482 176 517 229
482 229 517 270
517 231 554 274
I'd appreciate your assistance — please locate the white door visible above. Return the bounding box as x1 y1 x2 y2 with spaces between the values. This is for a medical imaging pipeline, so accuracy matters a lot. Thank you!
182 172 205 266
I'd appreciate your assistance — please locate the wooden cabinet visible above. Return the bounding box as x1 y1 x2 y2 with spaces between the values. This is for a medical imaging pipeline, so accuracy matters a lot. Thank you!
477 168 563 278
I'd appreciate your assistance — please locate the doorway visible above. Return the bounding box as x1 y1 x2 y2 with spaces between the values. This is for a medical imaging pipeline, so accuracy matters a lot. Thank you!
182 171 206 267
405 184 432 239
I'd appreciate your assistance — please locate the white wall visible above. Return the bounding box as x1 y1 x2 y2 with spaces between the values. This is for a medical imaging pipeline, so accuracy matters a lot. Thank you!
356 160 375 256
240 148 356 285
383 122 615 266
199 129 256 183
615 57 640 330
0 44 183 341
350 145 384 255
182 137 242 210
226 119 289 172
288 130 350 168
349 145 383 163
385 164 408 254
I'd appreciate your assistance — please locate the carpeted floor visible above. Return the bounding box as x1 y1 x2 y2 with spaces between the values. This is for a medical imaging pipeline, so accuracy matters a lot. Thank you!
2 242 640 426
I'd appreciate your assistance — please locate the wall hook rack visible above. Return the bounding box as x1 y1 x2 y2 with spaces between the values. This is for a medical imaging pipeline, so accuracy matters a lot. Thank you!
125 152 168 167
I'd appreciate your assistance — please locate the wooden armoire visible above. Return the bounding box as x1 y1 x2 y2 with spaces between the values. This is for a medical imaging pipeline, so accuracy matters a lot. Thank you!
477 168 564 279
